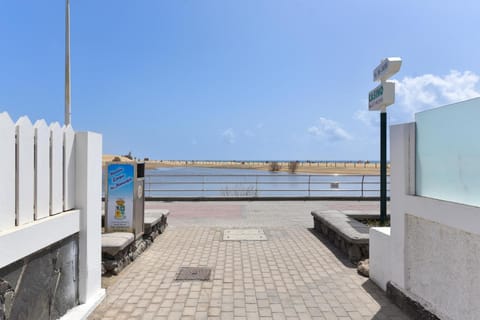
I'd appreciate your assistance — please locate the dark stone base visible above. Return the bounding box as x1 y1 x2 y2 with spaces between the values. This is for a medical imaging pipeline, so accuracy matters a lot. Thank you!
313 217 369 263
386 282 440 320
0 234 79 320
143 217 167 245
102 238 147 276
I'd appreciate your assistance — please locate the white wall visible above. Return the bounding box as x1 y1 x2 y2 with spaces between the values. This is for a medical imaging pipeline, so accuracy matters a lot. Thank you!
370 121 480 320
406 214 480 319
0 210 80 269
369 227 390 291
397 195 480 320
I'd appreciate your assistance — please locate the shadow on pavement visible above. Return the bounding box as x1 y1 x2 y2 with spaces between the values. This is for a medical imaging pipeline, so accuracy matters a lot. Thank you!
362 279 411 320
308 228 410 319
307 228 355 269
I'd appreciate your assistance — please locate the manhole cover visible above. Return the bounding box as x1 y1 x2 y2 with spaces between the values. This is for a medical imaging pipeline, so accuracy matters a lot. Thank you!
176 267 211 281
223 229 267 241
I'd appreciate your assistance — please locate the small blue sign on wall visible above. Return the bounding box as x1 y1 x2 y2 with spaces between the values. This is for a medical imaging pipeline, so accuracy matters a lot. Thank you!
106 163 134 232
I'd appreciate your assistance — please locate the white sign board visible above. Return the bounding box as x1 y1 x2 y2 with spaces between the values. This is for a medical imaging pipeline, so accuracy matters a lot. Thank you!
369 81 395 111
373 57 402 82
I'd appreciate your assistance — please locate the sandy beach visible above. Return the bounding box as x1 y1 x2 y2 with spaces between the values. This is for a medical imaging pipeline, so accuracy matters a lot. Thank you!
145 160 387 175
103 156 389 175
103 155 389 175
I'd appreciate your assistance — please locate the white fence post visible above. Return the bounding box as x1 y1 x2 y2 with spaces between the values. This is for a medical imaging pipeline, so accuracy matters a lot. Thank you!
75 132 105 305
64 125 76 211
50 122 64 215
34 120 50 220
0 112 15 231
16 116 35 225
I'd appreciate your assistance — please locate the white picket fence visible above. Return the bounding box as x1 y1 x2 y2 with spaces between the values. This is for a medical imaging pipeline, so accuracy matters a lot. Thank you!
0 112 76 231
0 111 105 319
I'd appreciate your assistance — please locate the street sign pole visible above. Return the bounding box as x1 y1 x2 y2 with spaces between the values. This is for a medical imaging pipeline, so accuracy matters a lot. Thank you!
380 109 387 224
369 57 402 226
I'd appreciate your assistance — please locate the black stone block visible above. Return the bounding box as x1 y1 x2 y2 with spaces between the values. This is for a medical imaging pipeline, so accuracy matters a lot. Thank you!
0 234 79 320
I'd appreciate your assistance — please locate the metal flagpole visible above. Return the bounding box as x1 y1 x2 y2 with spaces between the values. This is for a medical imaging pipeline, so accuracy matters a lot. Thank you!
65 0 71 126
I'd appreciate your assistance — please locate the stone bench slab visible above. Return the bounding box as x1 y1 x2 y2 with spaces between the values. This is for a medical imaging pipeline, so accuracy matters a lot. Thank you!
311 210 369 243
311 210 371 262
102 232 134 256
144 209 169 225
144 209 170 234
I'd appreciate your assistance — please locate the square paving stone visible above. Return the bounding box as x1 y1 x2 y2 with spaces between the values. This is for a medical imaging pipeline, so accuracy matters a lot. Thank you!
223 229 267 241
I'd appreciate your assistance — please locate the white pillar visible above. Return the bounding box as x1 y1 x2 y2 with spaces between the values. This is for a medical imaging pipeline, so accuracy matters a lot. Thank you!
390 122 416 289
75 132 105 306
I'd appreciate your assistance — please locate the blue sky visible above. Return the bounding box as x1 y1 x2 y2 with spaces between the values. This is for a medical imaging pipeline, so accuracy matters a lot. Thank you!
2 0 480 160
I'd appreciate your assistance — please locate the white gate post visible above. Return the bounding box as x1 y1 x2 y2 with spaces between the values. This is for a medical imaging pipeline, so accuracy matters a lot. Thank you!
74 131 105 308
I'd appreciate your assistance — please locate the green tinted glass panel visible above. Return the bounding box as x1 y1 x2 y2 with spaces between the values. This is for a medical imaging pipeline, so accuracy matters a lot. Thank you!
416 98 480 207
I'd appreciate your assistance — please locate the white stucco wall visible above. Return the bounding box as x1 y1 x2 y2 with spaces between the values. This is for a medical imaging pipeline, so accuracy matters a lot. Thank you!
369 227 391 291
370 122 480 320
405 214 480 320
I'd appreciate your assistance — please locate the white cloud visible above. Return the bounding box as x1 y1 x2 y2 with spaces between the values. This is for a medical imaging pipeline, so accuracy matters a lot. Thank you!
354 109 379 128
243 129 254 137
308 117 352 141
394 70 480 118
222 128 236 144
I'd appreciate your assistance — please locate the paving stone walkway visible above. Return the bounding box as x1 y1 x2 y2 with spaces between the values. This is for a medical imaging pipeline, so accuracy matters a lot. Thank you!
90 201 407 320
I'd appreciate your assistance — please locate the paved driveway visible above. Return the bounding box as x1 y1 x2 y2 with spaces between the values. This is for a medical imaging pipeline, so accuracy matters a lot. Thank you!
90 201 407 320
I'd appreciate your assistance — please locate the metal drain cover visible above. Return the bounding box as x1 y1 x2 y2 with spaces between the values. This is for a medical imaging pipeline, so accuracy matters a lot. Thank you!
223 229 267 241
176 267 211 281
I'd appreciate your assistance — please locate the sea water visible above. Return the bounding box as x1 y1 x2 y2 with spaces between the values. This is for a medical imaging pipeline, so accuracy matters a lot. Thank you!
144 167 389 198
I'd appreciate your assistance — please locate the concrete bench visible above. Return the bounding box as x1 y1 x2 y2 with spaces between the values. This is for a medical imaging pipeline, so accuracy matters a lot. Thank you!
311 210 370 263
101 232 135 275
102 232 148 275
101 209 170 275
144 209 170 235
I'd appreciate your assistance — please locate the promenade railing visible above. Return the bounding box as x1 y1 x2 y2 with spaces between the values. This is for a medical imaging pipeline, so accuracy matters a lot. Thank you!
144 173 390 200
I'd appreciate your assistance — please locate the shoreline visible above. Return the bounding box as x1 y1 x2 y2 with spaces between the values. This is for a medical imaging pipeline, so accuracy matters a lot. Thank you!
143 160 390 175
